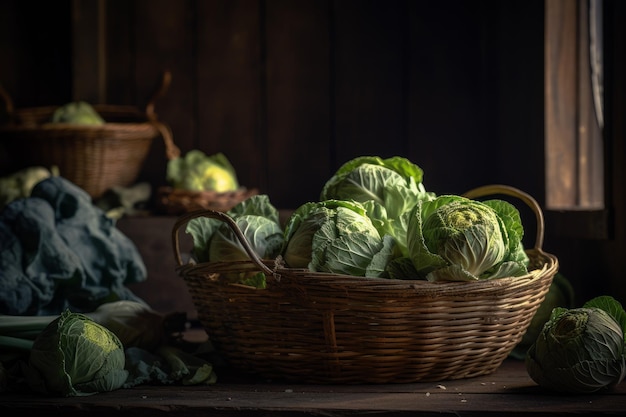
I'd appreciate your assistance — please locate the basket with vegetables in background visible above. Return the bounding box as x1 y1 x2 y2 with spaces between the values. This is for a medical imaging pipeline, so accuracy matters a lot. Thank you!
156 150 259 215
0 71 180 199
172 156 559 384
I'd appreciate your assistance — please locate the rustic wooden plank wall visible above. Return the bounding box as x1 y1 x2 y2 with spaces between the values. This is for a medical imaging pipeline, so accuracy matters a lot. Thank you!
92 0 545 210
0 0 544 210
0 1 72 109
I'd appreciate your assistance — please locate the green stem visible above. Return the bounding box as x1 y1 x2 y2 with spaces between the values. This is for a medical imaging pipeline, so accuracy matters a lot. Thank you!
0 315 57 335
0 335 35 351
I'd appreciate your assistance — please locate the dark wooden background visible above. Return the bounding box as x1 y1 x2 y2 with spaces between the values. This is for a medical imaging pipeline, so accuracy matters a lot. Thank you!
1 0 624 312
0 0 547 205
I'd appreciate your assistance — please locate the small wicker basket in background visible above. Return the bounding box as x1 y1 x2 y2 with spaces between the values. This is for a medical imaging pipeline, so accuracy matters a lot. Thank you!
172 184 559 384
156 186 259 214
0 71 180 199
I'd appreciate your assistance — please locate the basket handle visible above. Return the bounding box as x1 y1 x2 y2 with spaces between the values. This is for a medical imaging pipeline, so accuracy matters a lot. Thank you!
152 121 181 160
141 70 181 160
461 184 544 250
171 209 274 275
145 70 171 120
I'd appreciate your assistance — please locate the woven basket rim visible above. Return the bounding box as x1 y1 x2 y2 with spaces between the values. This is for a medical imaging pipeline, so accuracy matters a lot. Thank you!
0 122 159 131
176 248 557 295
158 185 258 198
157 186 260 215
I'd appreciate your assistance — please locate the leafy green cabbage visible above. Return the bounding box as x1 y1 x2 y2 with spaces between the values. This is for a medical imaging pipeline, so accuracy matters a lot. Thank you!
167 150 239 192
403 195 529 281
281 200 399 277
186 195 282 264
27 310 128 396
525 296 626 393
208 215 283 263
319 156 435 256
185 195 283 287
50 101 105 125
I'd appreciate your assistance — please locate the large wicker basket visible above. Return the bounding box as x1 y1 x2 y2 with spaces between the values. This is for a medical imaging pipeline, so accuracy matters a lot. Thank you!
0 72 180 199
172 184 558 384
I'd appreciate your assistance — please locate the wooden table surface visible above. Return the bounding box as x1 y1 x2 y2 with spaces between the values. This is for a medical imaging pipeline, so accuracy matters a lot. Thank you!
1 359 625 417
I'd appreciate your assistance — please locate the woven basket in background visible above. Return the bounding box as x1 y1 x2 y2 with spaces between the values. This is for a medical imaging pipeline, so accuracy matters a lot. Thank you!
156 186 259 214
172 184 558 384
0 71 180 199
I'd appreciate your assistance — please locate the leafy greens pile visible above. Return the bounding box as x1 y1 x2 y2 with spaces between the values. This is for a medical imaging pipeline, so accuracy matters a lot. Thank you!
186 155 530 282
0 176 148 315
0 176 218 396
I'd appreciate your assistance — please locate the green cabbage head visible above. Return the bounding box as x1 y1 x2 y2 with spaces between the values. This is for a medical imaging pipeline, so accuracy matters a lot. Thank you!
526 296 626 394
27 310 128 397
320 156 433 217
406 195 529 281
186 194 283 264
320 156 435 256
186 195 283 287
51 101 105 125
167 150 239 192
281 199 398 277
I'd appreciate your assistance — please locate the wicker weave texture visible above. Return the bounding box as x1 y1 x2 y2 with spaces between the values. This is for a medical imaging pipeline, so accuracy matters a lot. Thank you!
178 252 555 383
172 185 559 384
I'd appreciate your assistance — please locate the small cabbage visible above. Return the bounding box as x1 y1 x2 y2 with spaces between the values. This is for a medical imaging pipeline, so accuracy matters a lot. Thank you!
186 195 283 287
186 195 282 263
50 101 105 125
167 150 239 192
526 296 626 394
320 156 435 256
208 215 283 263
281 200 398 277
405 195 529 281
27 310 128 397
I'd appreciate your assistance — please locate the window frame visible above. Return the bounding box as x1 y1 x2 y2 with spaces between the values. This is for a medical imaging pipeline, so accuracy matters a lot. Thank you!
544 0 612 240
